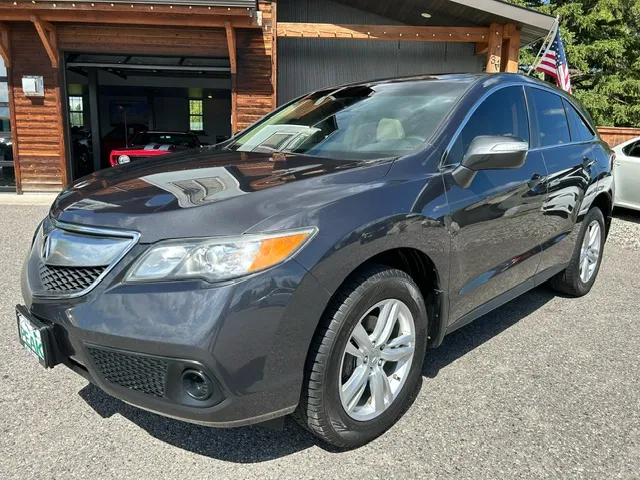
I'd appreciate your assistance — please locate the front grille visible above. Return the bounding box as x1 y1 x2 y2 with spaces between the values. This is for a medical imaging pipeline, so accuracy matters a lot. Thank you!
39 263 106 293
87 347 168 398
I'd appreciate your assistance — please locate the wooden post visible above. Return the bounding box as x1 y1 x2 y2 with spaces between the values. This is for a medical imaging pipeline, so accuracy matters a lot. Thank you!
271 1 278 109
501 24 521 73
486 23 503 73
225 21 238 134
88 68 102 172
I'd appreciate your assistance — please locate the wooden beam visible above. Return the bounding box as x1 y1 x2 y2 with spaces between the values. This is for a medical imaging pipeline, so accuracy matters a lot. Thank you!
503 23 519 40
1 10 259 29
0 2 251 17
225 22 237 75
31 15 59 68
475 42 488 56
501 24 521 73
225 21 238 134
0 23 10 68
277 23 489 43
486 23 503 73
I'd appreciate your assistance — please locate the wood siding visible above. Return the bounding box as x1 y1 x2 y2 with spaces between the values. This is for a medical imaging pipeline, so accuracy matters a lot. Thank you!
236 1 275 132
9 22 65 192
57 24 229 57
8 5 276 192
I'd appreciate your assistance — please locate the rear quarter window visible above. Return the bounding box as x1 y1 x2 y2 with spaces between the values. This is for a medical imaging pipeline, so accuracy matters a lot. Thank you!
528 88 571 147
563 99 595 143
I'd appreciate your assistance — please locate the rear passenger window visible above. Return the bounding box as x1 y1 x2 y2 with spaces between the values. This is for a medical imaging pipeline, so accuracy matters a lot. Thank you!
529 89 571 147
447 86 529 165
623 140 640 158
563 99 595 142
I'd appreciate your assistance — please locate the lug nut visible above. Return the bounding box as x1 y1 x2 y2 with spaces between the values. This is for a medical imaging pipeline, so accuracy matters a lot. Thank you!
378 359 384 366
363 356 368 364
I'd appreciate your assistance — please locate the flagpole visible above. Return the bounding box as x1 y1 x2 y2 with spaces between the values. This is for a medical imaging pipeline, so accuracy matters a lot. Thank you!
528 15 560 75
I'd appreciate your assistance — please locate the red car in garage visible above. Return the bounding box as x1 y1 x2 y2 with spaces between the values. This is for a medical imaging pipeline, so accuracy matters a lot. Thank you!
110 131 202 166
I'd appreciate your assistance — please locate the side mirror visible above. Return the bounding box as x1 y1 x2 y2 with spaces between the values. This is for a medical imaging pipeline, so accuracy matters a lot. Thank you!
452 136 528 188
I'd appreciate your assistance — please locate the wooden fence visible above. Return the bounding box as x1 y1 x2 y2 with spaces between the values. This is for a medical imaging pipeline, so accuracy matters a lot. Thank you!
598 127 640 147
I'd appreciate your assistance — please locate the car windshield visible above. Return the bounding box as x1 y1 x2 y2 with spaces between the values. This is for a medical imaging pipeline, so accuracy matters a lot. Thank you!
225 79 473 159
134 132 198 147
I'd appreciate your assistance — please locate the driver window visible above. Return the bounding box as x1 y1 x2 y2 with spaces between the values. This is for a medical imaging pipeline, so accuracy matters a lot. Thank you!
447 86 530 165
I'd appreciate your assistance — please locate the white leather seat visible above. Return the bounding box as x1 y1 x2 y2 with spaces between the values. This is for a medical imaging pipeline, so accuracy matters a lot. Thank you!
377 118 405 141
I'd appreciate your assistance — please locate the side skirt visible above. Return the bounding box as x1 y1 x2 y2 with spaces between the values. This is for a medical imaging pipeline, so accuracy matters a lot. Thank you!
444 263 568 336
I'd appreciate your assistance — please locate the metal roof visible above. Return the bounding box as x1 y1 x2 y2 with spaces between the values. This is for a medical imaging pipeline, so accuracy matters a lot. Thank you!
337 0 556 46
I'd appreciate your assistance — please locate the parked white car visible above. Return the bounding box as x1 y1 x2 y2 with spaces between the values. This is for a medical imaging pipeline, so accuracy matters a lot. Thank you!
613 137 640 211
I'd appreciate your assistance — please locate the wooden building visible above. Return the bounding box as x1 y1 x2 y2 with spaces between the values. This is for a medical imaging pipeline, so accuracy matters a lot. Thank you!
0 0 555 193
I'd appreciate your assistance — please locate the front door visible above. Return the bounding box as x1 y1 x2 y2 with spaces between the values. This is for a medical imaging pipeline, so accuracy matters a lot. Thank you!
614 139 640 209
442 85 549 323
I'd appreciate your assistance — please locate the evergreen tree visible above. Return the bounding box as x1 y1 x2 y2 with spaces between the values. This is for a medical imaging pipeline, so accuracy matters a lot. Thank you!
506 0 640 126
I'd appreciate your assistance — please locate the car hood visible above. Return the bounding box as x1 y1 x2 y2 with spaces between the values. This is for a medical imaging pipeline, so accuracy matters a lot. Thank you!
51 149 393 242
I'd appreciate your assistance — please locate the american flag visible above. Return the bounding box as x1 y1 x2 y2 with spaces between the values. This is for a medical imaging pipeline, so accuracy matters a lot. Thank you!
536 28 572 93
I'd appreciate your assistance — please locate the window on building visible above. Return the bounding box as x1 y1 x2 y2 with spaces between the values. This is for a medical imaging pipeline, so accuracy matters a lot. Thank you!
68 96 84 128
189 99 203 132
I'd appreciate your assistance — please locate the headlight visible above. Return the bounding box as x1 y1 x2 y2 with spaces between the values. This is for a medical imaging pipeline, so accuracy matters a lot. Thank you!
126 228 317 283
118 155 130 165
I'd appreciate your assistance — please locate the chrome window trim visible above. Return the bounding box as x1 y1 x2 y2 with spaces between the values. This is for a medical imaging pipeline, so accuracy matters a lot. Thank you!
32 219 141 299
439 81 597 169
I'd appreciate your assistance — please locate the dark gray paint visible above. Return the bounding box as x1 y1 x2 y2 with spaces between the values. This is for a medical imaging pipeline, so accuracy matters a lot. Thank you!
21 74 614 428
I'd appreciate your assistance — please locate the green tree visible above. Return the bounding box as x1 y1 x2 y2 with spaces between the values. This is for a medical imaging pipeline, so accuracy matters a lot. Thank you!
506 0 640 126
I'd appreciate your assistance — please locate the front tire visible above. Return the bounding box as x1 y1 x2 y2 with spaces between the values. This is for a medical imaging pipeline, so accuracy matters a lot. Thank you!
294 265 427 448
549 207 606 296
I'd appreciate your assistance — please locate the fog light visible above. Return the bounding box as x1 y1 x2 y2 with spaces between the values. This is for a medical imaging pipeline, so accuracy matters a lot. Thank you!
181 369 213 401
118 155 130 165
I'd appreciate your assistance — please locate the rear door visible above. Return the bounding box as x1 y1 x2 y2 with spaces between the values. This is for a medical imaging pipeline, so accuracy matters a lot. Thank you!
526 87 597 275
443 85 549 323
614 139 640 209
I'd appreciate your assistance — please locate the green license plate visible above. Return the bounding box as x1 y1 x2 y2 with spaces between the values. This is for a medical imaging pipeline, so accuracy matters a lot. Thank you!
16 307 53 368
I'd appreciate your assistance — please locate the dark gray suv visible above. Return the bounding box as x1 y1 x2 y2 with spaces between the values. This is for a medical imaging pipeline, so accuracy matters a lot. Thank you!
18 74 614 448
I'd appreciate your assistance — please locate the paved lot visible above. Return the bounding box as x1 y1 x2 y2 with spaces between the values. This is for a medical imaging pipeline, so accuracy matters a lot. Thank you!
1 205 638 479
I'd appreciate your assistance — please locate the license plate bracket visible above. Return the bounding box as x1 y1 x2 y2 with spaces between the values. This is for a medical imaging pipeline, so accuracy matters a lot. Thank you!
16 305 56 369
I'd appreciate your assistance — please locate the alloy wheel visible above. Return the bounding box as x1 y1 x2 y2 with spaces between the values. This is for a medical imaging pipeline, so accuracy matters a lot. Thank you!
579 220 601 283
339 299 416 422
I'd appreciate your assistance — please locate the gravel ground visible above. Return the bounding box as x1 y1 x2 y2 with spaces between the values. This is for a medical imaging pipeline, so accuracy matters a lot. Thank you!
1 205 639 480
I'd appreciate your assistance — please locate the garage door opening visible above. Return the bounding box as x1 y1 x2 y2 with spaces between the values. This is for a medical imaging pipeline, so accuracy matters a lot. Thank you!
63 52 232 180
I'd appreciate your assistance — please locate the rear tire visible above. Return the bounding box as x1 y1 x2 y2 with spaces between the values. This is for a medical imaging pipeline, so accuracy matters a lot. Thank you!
294 265 427 448
549 207 606 297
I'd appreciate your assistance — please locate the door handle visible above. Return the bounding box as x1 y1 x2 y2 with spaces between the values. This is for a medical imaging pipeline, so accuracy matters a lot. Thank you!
528 173 545 189
583 157 596 168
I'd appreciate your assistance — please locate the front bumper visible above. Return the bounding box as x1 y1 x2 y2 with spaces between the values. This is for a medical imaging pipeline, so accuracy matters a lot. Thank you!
21 244 331 427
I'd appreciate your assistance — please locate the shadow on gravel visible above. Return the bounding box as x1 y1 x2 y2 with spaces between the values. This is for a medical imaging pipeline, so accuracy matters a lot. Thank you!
79 286 555 462
423 286 555 378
